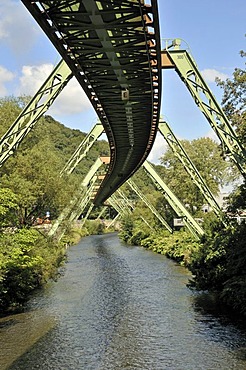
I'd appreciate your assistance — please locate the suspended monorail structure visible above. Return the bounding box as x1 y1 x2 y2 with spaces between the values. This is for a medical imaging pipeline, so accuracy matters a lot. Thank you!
21 0 162 205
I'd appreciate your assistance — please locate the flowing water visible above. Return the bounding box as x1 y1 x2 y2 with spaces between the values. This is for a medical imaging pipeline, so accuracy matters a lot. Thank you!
0 233 246 369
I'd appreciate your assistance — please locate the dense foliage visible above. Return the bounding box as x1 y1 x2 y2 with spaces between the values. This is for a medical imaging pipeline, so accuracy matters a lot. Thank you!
0 97 109 313
119 50 246 316
0 228 66 313
160 137 233 210
0 49 245 316
188 50 246 315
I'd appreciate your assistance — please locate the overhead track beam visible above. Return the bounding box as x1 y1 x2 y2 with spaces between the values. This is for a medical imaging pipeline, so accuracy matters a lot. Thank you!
21 0 162 205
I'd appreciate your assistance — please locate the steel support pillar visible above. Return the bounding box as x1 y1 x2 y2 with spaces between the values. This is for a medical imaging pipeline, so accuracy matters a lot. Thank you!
48 157 105 239
60 122 104 175
158 119 224 220
0 59 72 167
127 179 172 233
161 38 246 178
143 161 204 238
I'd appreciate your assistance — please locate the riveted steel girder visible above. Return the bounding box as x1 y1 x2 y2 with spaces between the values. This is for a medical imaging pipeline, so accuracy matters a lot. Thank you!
21 0 162 205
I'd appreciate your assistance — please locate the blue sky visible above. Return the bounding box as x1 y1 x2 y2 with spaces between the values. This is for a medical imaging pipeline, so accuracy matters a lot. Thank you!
0 0 245 162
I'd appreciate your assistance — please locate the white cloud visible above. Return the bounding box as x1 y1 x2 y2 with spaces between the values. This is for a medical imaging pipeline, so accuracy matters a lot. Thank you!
204 129 220 143
201 69 229 83
148 132 168 164
18 64 54 96
0 66 14 96
0 0 38 55
50 77 92 116
17 63 91 116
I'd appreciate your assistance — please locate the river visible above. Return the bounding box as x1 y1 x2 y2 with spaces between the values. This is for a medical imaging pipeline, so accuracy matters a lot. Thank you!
0 233 246 369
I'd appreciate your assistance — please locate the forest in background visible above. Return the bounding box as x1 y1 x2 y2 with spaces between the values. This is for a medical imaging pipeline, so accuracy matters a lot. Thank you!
0 50 245 315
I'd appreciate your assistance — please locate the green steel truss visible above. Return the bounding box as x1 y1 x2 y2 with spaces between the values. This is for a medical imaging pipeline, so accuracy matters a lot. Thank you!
60 122 204 237
116 188 153 229
60 122 104 175
161 39 246 178
106 213 121 230
127 179 172 233
158 119 224 219
109 193 131 216
22 0 162 205
108 190 154 231
143 161 204 238
48 157 105 240
116 189 135 212
0 60 72 167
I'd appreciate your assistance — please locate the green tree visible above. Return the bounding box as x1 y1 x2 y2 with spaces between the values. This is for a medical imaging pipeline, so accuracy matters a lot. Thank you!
0 188 19 228
216 50 246 145
160 137 231 211
188 48 246 316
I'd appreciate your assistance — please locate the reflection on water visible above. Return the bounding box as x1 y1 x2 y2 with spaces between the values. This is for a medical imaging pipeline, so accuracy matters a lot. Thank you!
0 233 245 369
0 310 56 369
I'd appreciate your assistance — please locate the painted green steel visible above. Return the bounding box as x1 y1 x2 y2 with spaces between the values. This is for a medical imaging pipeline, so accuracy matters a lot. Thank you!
117 189 135 212
0 59 72 167
56 181 96 241
22 0 162 205
162 39 246 178
60 122 203 236
96 206 108 221
127 179 173 233
48 157 103 239
60 122 104 175
115 188 153 229
106 213 120 230
67 184 95 225
143 161 204 238
109 190 153 230
158 120 224 219
108 196 128 217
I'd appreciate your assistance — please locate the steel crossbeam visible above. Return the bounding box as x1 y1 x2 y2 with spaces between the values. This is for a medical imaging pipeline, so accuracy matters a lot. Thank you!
161 39 246 178
21 0 162 205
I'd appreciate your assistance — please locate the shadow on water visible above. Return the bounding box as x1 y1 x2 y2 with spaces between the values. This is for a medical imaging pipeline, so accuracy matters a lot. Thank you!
191 291 246 362
192 290 246 329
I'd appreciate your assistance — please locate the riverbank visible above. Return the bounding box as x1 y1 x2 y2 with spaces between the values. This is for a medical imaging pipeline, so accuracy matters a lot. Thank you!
0 228 68 315
0 219 114 315
1 233 246 370
119 220 246 318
